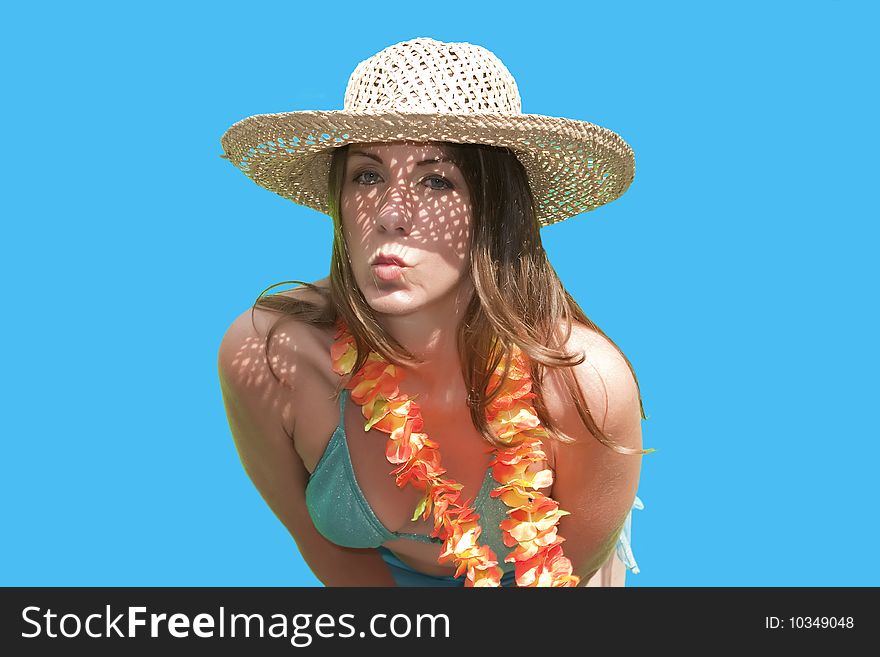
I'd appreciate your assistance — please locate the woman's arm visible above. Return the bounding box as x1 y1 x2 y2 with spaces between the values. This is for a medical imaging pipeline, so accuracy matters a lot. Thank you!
217 308 396 586
545 325 645 586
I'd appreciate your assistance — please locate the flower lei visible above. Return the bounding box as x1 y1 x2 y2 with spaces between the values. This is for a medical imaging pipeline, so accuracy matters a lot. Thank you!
329 319 580 587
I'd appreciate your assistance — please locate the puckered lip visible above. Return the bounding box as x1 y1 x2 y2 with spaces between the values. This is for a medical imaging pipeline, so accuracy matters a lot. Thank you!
370 253 410 267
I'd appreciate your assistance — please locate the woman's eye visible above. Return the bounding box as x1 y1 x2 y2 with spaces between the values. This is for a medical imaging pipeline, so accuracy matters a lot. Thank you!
353 170 382 185
424 175 453 190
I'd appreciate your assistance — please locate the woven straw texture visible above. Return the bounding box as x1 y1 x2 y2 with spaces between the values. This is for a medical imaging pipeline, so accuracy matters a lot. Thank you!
220 37 635 227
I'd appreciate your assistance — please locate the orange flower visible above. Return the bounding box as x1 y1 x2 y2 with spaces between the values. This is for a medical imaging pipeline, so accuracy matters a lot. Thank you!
371 396 421 433
485 346 533 405
438 518 496 580
492 461 554 492
500 494 572 563
330 331 357 375
467 561 504 587
487 375 532 410
486 398 542 445
489 438 546 468
428 482 465 536
411 479 464 524
461 544 502 586
386 428 430 465
391 444 445 489
489 482 534 508
500 495 570 543
506 531 565 563
350 358 401 407
514 544 580 587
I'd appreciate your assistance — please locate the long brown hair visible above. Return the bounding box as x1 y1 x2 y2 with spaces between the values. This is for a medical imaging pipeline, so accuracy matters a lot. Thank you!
252 141 649 456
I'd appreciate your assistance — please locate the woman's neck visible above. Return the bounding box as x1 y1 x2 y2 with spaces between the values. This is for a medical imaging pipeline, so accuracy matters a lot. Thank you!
375 281 472 397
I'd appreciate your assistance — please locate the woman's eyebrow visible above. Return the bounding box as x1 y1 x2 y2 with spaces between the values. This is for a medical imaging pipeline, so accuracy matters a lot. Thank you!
349 150 454 167
348 150 382 163
415 156 453 167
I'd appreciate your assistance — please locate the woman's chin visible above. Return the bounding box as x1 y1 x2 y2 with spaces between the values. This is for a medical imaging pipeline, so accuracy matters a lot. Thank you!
365 292 422 316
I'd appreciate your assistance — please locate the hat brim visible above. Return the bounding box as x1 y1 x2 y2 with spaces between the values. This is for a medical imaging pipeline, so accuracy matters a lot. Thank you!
220 110 635 227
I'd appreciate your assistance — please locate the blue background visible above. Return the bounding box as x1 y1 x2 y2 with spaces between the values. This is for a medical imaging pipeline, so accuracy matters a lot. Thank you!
2 0 876 586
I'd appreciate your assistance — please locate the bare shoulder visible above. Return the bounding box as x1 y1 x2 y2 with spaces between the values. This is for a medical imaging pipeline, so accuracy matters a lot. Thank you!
217 277 336 434
542 321 642 450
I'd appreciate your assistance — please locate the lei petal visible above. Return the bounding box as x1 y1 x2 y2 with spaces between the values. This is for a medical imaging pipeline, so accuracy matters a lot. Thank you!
490 439 546 467
494 465 555 491
468 562 504 587
330 333 357 375
489 483 534 508
514 544 579 587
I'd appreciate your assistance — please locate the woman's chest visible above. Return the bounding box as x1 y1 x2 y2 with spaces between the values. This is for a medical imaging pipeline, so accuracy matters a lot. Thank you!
295 362 553 577
344 391 495 533
346 396 511 575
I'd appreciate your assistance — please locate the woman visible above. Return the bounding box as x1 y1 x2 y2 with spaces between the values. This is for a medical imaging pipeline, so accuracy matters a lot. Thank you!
217 38 652 587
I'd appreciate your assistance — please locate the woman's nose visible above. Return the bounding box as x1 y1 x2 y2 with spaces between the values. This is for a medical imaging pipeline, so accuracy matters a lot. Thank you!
375 184 413 234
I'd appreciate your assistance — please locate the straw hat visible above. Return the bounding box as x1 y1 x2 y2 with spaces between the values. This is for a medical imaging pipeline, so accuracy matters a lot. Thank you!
220 37 635 227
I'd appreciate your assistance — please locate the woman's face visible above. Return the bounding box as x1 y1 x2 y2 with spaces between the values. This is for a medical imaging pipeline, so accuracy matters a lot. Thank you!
340 141 474 316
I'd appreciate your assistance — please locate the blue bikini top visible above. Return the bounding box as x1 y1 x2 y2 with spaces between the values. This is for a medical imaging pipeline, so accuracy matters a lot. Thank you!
304 387 516 574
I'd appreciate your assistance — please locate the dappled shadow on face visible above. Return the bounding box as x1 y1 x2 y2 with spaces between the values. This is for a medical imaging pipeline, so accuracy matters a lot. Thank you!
340 141 473 280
